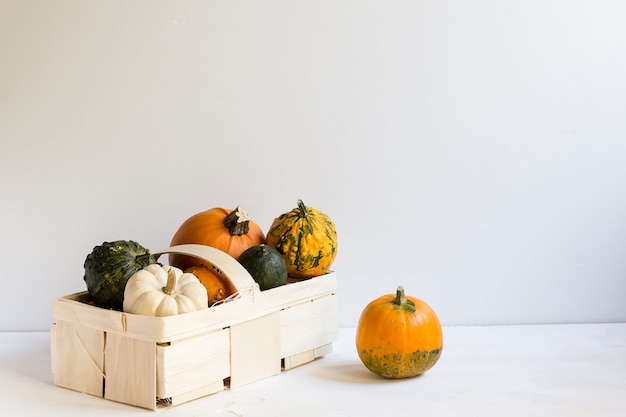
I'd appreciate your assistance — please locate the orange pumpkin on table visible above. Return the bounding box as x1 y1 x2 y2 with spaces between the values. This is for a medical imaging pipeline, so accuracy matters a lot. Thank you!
355 286 443 378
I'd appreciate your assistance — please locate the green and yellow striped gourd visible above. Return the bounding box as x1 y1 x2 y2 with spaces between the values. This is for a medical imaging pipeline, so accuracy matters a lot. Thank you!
266 199 337 279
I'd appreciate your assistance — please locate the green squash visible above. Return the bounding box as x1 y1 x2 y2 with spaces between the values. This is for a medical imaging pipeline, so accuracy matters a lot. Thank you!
83 240 158 309
237 244 288 290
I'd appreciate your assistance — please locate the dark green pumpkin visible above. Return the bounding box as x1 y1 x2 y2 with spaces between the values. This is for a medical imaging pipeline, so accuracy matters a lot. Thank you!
237 244 288 290
83 240 158 309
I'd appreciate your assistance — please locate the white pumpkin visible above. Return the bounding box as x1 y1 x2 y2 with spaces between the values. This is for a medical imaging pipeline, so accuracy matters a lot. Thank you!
123 264 208 316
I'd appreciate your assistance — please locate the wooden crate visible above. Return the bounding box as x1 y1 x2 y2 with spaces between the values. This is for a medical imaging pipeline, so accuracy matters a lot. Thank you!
50 244 338 410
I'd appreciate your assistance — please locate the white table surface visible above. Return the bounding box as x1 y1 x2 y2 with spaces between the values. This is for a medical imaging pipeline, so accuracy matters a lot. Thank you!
2 324 625 416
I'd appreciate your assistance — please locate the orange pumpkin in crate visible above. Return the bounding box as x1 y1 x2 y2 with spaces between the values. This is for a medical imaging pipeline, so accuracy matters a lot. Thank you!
169 205 265 271
185 264 237 307
355 286 443 378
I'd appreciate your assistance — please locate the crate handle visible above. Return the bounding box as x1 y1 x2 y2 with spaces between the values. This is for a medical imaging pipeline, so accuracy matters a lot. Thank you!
153 244 259 297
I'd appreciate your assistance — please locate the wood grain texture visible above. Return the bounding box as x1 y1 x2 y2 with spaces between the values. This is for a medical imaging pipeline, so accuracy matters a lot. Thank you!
230 312 281 388
280 294 338 358
156 329 230 398
51 321 104 397
104 333 156 410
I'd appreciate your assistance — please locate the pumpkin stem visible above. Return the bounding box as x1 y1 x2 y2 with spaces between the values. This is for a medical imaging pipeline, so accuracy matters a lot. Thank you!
394 286 416 313
223 205 251 236
163 267 177 296
297 199 314 234
394 286 407 305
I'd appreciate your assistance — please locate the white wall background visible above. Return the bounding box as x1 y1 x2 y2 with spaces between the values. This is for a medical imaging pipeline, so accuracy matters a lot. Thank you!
2 1 626 331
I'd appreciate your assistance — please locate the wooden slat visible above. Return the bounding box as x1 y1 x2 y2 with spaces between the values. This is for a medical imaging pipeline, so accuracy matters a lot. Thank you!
104 333 156 410
280 293 338 358
283 349 315 370
156 329 230 399
52 296 127 334
162 381 225 408
53 271 337 344
314 343 333 358
51 320 105 397
230 312 281 389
